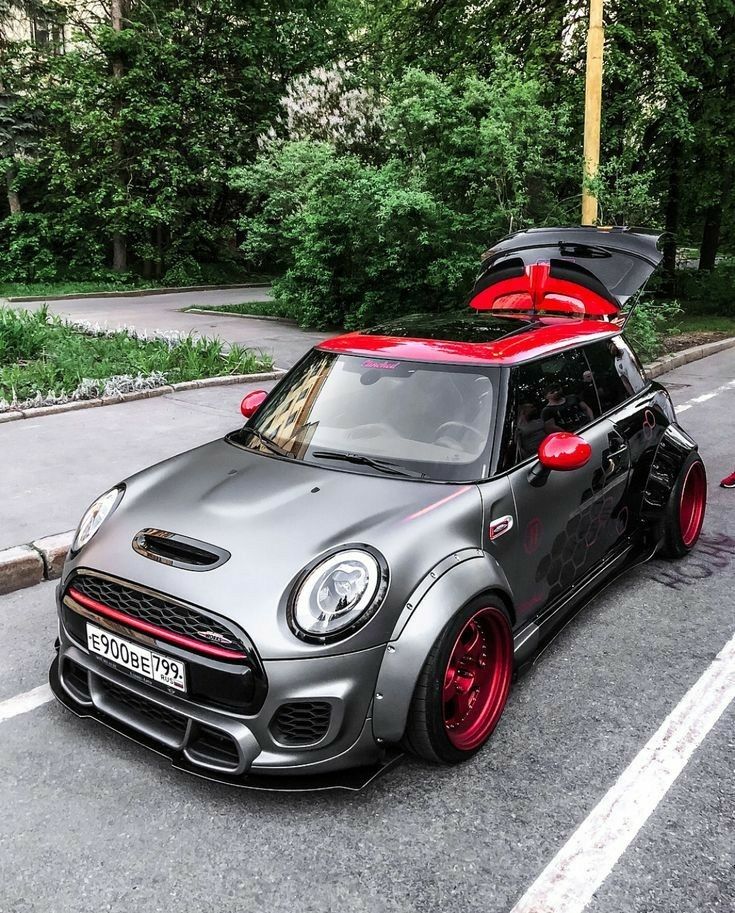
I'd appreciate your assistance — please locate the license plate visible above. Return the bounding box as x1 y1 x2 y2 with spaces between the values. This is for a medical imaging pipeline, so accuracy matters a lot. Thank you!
86 622 187 692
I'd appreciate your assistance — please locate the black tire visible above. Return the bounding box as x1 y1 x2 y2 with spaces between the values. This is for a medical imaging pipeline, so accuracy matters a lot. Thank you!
658 451 707 558
403 597 513 765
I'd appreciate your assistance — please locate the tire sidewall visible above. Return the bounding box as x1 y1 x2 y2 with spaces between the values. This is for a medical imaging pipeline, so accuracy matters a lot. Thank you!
662 451 707 558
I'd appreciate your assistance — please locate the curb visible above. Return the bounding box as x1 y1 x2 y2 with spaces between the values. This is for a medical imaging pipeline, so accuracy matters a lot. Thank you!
645 336 735 379
5 282 272 303
184 307 297 325
0 531 73 596
2 336 734 598
0 370 285 423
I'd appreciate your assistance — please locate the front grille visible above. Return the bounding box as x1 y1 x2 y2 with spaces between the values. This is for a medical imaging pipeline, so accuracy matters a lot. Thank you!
71 574 247 657
270 701 331 746
99 678 188 739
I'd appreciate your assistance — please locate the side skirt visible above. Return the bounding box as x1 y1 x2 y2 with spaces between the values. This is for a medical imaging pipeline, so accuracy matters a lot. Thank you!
512 536 657 673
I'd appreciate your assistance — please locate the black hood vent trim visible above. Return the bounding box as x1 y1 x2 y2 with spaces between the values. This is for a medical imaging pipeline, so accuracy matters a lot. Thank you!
132 529 230 571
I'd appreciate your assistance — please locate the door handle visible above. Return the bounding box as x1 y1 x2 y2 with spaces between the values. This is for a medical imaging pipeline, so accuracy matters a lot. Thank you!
604 430 629 473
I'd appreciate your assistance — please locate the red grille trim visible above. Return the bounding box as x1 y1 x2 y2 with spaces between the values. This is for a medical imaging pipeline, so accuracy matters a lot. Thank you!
66 585 245 661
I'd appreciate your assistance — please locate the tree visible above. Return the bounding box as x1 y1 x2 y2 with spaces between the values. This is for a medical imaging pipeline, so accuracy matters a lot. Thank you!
234 65 577 328
0 0 354 281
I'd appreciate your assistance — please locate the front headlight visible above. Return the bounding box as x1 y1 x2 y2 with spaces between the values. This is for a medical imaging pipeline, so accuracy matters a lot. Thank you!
71 487 124 554
290 548 387 642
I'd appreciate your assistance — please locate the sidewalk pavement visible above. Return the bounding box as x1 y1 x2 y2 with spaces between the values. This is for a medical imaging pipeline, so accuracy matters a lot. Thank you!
9 286 328 370
0 378 278 551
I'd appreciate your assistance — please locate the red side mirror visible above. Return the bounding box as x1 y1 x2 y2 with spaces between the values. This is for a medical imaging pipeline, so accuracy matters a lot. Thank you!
240 389 268 418
538 432 592 471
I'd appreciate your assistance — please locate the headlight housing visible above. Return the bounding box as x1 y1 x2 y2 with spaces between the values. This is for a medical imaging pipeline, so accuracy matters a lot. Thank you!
71 487 124 554
290 548 388 643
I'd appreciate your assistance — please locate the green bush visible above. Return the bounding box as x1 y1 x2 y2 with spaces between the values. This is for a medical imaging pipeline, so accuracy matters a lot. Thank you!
624 297 682 361
0 214 111 284
235 65 577 329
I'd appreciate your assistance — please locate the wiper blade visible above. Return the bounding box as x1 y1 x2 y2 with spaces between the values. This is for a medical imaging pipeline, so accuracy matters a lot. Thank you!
311 450 426 479
241 426 294 458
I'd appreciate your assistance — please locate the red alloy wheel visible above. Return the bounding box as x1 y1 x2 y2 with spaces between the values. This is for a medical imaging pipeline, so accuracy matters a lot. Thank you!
679 460 707 548
442 607 512 751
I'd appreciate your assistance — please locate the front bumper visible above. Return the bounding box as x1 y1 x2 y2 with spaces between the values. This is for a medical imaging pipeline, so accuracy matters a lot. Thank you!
52 599 402 791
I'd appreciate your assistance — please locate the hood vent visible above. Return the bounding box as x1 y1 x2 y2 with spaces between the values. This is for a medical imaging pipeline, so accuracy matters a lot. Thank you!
132 529 230 571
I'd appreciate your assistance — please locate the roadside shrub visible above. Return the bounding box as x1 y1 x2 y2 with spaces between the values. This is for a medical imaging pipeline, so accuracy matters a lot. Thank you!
236 65 577 329
623 297 682 361
272 157 479 328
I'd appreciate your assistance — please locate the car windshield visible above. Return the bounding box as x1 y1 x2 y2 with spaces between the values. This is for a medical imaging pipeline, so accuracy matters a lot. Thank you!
230 350 499 482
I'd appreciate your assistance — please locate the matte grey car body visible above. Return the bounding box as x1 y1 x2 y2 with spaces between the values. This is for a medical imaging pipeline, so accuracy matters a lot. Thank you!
50 227 706 788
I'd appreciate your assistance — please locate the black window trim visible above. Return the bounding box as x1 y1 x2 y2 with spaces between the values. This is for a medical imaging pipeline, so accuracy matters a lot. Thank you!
487 337 651 480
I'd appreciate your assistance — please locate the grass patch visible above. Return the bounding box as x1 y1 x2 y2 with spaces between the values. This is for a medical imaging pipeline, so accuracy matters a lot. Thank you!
671 314 735 335
185 299 297 321
0 280 151 297
0 275 273 299
0 306 273 406
657 312 735 356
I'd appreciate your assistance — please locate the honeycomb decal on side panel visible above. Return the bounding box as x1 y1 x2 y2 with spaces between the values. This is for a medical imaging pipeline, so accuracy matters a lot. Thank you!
535 494 624 598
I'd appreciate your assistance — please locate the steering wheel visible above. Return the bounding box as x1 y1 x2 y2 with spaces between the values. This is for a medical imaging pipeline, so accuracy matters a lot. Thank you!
434 421 485 451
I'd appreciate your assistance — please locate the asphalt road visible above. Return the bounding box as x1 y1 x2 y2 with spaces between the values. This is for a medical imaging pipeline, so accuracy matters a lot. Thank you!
10 286 329 370
0 350 733 913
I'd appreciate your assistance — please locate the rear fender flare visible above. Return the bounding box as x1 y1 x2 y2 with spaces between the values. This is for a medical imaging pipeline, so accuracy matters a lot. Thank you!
371 550 514 744
641 423 699 528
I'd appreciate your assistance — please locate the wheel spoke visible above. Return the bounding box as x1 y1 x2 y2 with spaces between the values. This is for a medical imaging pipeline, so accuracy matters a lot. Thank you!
441 608 513 751
443 666 457 700
460 622 482 659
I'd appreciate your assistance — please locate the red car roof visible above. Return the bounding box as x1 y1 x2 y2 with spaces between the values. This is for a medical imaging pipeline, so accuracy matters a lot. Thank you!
318 317 620 367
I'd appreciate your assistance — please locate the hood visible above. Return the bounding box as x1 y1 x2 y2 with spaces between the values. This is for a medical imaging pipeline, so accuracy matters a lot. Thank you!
470 226 663 317
69 437 484 658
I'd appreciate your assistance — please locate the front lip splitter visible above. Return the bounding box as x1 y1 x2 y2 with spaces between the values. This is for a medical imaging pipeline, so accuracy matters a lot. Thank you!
49 654 403 792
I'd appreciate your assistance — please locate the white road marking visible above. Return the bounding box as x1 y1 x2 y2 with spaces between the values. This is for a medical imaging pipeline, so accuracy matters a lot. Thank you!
0 683 53 723
510 629 735 913
674 378 735 414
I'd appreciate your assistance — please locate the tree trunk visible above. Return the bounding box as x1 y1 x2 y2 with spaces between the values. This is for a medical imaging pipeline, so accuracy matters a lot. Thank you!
662 139 682 295
699 169 732 271
112 232 126 271
110 0 127 272
698 203 722 271
155 223 164 279
5 166 20 214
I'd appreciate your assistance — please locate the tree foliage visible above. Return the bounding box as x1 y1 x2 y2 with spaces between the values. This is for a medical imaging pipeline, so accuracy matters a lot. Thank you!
0 0 732 327
234 64 577 327
0 0 352 282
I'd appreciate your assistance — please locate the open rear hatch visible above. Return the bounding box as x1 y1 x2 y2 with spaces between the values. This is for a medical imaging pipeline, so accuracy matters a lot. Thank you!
469 227 663 320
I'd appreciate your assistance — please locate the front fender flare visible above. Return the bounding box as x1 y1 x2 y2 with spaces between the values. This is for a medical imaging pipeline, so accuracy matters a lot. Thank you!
371 549 513 744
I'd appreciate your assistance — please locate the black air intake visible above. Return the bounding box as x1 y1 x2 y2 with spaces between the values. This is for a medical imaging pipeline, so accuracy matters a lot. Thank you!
270 702 331 746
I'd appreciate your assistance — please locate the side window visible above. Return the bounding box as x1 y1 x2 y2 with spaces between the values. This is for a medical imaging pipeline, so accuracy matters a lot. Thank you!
584 338 646 412
500 348 600 470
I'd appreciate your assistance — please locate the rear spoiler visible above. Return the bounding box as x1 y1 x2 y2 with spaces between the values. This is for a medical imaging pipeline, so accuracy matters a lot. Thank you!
470 226 664 322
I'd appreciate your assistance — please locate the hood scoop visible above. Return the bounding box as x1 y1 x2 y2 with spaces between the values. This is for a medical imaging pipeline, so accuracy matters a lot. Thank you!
132 529 230 572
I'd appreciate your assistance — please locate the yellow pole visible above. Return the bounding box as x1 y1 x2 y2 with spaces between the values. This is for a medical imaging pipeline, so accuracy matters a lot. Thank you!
582 0 604 225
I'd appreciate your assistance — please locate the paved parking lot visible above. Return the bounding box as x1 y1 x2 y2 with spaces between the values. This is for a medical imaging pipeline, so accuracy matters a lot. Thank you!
1 351 733 913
